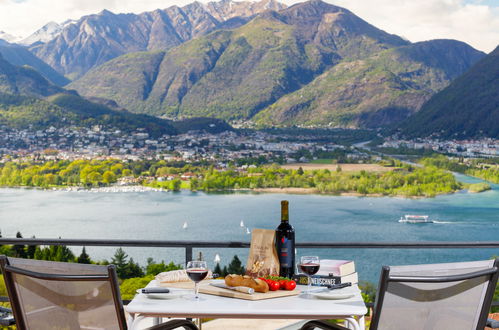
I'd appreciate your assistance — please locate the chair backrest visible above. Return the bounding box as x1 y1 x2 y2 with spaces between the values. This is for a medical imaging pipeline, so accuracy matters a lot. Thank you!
0 255 127 330
370 259 499 330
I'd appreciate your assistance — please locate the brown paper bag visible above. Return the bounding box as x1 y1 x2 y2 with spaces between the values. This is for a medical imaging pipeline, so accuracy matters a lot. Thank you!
245 228 280 277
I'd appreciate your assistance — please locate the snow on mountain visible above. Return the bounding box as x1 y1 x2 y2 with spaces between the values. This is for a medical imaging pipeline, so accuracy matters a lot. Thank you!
20 20 76 46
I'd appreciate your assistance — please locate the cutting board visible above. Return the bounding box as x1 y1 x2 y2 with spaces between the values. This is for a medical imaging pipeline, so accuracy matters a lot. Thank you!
159 280 301 300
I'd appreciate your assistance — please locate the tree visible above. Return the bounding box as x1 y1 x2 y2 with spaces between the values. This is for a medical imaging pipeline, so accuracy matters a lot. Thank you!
77 247 92 264
102 171 117 185
111 248 144 279
227 255 245 275
55 245 75 262
12 232 27 258
122 258 144 279
145 258 181 276
213 263 223 278
170 179 182 191
111 248 128 273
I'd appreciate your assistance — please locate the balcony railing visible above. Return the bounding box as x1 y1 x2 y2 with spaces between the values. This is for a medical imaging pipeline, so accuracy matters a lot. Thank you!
0 238 498 308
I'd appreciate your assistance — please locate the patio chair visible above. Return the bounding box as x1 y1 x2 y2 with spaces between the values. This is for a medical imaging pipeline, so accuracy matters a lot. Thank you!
300 259 499 330
0 255 198 330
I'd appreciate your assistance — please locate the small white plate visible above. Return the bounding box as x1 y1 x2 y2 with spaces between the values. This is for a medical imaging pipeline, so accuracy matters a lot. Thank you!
310 291 355 300
308 287 358 300
136 289 189 300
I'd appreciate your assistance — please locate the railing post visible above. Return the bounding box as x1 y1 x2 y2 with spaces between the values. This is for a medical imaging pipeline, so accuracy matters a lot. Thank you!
185 246 193 265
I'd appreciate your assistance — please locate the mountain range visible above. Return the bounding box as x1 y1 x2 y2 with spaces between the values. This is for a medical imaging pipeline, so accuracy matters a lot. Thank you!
28 0 286 80
68 0 484 128
0 0 495 137
0 52 230 136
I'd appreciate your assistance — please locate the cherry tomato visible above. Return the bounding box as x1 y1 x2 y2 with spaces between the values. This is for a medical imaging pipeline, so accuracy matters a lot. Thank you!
278 279 288 289
269 280 280 291
284 280 296 291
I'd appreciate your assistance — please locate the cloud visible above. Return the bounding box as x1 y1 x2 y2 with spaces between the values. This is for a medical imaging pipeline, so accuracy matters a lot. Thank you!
0 0 497 52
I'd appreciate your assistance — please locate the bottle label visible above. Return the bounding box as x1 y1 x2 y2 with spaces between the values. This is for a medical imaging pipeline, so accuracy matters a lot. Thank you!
278 236 293 268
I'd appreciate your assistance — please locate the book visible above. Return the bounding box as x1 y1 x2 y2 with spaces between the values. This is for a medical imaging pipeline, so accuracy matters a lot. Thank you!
316 259 355 277
292 272 358 286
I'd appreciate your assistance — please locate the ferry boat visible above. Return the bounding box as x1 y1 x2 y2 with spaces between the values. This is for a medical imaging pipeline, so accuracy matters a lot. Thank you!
398 215 433 223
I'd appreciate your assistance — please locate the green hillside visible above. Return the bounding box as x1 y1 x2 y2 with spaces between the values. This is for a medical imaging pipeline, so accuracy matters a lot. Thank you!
0 44 70 86
0 53 64 97
254 40 483 127
70 0 415 125
399 46 499 138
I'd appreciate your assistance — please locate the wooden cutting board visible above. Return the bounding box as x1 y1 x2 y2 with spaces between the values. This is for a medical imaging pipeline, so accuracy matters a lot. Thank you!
159 280 301 300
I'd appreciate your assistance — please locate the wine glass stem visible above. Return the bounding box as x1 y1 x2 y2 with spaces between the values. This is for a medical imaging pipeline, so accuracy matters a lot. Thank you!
195 282 199 299
308 275 312 293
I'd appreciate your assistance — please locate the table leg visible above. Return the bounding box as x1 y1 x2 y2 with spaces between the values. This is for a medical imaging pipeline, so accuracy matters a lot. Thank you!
195 318 202 330
358 315 365 329
344 317 360 330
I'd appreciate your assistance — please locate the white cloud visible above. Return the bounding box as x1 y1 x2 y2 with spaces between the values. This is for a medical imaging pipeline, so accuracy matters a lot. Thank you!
287 0 499 52
0 0 497 52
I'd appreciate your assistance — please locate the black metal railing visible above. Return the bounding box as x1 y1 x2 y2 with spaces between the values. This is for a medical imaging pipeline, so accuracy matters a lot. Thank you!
0 238 498 308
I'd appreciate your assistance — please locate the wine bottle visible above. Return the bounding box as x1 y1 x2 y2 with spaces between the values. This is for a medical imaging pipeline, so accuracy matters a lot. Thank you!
276 200 295 278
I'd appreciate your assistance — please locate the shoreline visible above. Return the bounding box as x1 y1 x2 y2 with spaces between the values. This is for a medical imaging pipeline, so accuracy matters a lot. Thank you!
250 187 428 198
0 185 167 193
0 185 465 198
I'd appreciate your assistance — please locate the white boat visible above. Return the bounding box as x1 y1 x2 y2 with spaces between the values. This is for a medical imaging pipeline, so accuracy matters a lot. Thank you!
240 220 245 227
182 221 188 229
246 227 251 235
399 215 433 223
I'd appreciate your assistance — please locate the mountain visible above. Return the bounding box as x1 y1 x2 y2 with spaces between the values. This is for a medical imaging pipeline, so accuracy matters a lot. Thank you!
0 52 64 97
253 39 485 128
70 0 483 128
0 53 175 135
0 43 70 86
29 0 286 79
398 45 499 138
0 55 233 135
20 20 76 46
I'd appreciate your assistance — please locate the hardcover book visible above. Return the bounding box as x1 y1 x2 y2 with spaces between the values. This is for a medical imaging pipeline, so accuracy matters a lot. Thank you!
316 259 355 277
292 272 358 286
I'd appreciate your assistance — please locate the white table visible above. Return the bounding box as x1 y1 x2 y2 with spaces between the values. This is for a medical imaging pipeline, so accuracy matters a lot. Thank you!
126 280 368 330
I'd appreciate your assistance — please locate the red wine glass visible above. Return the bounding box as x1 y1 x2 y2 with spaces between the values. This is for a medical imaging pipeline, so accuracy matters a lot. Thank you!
299 256 320 297
186 260 208 300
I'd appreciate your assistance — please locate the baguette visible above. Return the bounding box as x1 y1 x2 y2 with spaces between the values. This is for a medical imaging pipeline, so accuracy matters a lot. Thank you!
225 274 269 293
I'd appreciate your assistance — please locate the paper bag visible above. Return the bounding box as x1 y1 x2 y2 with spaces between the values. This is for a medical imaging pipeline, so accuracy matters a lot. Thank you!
245 228 280 277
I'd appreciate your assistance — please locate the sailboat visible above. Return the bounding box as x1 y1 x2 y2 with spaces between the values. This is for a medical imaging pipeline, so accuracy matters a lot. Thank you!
246 227 251 235
240 220 245 227
182 221 188 229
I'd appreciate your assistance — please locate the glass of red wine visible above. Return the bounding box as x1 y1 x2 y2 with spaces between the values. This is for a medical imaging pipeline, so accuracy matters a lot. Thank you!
186 260 209 300
299 256 320 297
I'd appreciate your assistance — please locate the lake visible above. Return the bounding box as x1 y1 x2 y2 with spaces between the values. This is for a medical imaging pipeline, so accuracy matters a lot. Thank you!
1 174 498 283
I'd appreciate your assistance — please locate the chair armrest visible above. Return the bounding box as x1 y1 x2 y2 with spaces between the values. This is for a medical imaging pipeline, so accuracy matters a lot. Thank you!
299 320 350 330
144 319 199 330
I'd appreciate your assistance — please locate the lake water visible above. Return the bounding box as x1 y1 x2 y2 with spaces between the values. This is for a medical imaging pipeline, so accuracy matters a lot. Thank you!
1 173 498 283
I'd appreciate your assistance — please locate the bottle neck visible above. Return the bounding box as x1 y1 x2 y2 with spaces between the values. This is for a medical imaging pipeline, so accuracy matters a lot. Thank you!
281 200 289 222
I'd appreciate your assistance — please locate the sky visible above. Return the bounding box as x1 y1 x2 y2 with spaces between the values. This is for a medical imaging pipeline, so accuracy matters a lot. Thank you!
0 0 497 53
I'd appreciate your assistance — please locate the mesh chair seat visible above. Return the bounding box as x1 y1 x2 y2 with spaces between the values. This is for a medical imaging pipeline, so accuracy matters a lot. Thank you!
300 259 499 330
0 256 198 330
